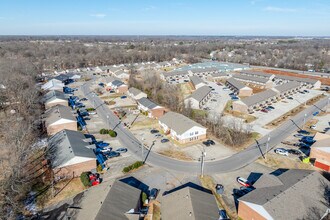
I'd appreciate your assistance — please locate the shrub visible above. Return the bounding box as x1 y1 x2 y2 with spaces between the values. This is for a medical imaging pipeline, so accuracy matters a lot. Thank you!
100 128 109 134
142 192 148 204
108 130 117 137
80 172 91 187
122 161 143 173
86 108 95 112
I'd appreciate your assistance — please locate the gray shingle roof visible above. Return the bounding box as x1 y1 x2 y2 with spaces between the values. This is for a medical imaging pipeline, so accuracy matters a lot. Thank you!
275 75 319 84
188 86 212 102
159 112 205 135
240 71 274 79
162 70 190 77
273 81 301 93
137 97 159 110
189 75 205 87
128 87 143 96
239 169 330 220
96 179 141 220
44 105 76 127
162 186 219 220
226 77 246 90
241 89 277 107
42 90 67 104
47 129 95 168
233 74 271 84
112 80 125 87
190 67 219 74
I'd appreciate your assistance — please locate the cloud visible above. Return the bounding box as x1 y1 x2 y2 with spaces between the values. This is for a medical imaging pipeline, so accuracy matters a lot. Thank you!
90 13 106 18
143 6 157 11
264 6 298 13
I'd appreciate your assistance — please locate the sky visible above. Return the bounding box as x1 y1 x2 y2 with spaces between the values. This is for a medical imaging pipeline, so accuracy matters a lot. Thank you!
0 0 330 36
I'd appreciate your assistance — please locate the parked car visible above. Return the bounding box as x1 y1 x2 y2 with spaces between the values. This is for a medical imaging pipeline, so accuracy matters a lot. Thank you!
155 133 162 138
231 96 239 101
229 92 235 96
294 133 304 138
303 90 309 93
274 148 289 156
83 117 91 120
98 83 105 87
120 95 127 99
109 90 115 93
183 80 189 82
261 108 268 113
150 129 159 134
89 111 97 115
204 139 215 145
310 125 316 129
287 96 293 100
149 188 159 200
202 141 211 147
288 149 301 155
237 177 251 187
79 112 89 117
219 210 229 220
80 98 88 101
211 99 217 102
115 148 128 153
298 142 311 148
105 151 120 158
233 188 245 197
223 87 230 91
161 138 169 143
298 130 310 135
267 105 275 109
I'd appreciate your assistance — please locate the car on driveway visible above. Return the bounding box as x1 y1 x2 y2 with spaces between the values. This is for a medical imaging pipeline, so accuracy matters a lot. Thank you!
231 96 239 101
120 95 127 99
150 129 159 134
237 177 251 187
298 130 310 135
161 138 169 143
288 149 301 155
105 151 120 158
115 148 128 153
274 148 288 156
294 133 304 138
149 188 159 200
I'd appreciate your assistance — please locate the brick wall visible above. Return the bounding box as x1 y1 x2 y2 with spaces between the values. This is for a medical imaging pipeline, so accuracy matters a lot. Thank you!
47 122 77 136
54 159 96 179
117 86 128 93
238 201 267 220
150 108 165 119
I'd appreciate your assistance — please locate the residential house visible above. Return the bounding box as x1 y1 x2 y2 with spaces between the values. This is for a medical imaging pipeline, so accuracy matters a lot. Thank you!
42 90 68 109
274 75 321 89
46 129 96 178
272 81 301 98
161 183 219 220
127 87 147 100
238 169 330 220
240 71 275 81
210 71 229 81
233 74 274 89
184 86 212 109
137 97 165 119
225 78 253 97
310 133 330 171
189 75 206 90
159 112 207 144
95 178 142 220
105 77 128 93
44 105 77 136
232 89 278 114
41 79 64 91
113 70 130 80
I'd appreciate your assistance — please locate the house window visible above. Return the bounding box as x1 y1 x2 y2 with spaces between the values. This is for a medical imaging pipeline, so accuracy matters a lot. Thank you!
195 131 198 135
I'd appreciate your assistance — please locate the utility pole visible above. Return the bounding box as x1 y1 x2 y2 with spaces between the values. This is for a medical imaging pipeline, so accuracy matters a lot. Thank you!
201 150 206 178
265 136 270 160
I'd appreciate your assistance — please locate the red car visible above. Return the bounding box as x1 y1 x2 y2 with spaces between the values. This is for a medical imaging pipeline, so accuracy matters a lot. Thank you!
237 177 251 187
261 108 268 113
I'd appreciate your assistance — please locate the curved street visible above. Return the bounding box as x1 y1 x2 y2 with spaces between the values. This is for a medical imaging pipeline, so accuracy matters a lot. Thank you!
81 80 329 174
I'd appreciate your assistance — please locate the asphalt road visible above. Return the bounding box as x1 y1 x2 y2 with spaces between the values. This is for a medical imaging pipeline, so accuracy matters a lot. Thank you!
81 80 329 174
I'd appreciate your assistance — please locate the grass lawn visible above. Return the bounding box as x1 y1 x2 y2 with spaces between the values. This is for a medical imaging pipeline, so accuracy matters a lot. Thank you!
158 149 192 161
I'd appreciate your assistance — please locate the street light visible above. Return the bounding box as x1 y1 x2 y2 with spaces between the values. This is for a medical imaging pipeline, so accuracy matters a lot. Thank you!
265 136 270 160
106 115 110 129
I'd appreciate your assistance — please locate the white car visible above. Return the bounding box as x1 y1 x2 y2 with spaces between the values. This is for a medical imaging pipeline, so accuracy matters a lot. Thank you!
274 148 288 156
310 125 316 130
89 111 97 115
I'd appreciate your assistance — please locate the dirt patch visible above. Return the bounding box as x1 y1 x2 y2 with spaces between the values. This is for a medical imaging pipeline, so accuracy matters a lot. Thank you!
251 87 266 94
199 175 237 220
179 83 194 97
158 149 193 161
130 117 158 130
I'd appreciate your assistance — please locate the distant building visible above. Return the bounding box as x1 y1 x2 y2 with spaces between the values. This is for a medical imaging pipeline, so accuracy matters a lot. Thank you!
184 86 212 109
127 87 147 100
137 97 165 119
42 90 68 109
161 183 219 220
159 112 207 144
189 75 206 90
274 75 321 89
225 78 253 97
44 105 77 136
41 79 64 91
46 129 96 178
238 169 330 220
233 74 274 89
113 70 130 80
105 77 128 93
